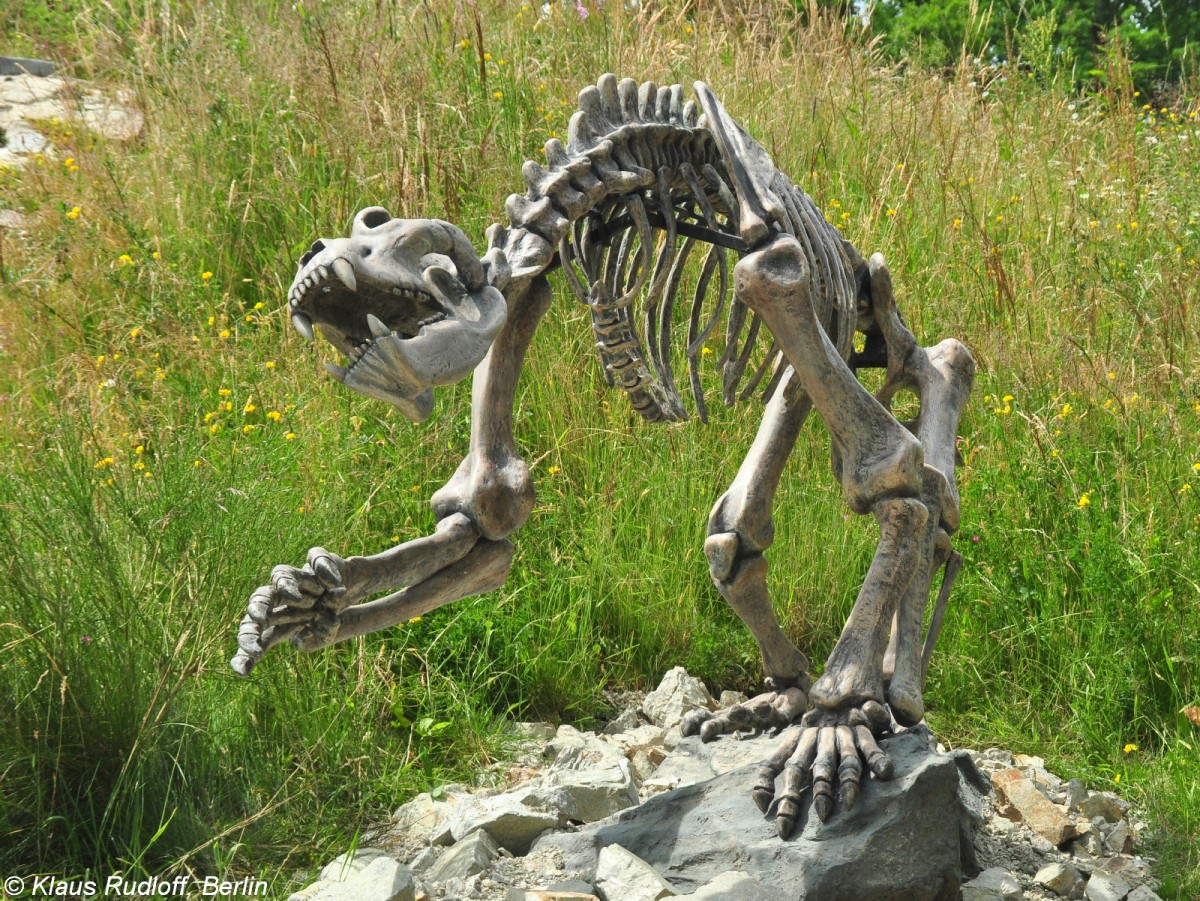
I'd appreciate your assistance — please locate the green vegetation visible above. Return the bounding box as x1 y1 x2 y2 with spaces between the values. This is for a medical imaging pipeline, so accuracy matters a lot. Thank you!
1 0 1197 896
867 0 1200 87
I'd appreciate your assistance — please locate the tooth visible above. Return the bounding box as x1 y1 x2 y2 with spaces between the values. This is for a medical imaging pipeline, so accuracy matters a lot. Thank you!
367 314 390 339
291 312 314 340
324 362 348 381
332 258 357 292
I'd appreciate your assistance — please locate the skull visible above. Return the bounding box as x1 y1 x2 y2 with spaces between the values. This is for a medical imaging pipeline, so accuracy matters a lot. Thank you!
286 208 507 421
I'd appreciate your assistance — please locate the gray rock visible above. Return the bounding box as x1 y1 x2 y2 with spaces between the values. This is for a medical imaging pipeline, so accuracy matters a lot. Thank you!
594 844 678 901
536 732 974 900
1035 862 1081 897
1075 792 1124 823
0 57 55 77
602 708 642 735
1066 779 1089 810
716 691 749 710
1084 872 1131 901
0 210 27 229
1125 887 1163 901
408 847 440 876
427 830 499 883
391 792 460 843
961 867 1022 901
641 668 714 731
675 870 773 900
320 848 398 883
542 743 639 823
506 891 599 901
639 731 777 798
1104 820 1134 854
447 791 563 855
303 853 416 901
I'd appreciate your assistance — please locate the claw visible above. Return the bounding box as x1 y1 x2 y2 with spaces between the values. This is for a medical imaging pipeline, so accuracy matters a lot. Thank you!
812 787 833 822
230 651 254 677
752 766 776 813
680 707 712 737
311 555 344 588
776 796 801 838
275 576 302 603
840 782 859 811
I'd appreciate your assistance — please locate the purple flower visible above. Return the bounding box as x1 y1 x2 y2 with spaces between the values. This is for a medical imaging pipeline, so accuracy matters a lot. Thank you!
81 635 94 644
575 0 589 18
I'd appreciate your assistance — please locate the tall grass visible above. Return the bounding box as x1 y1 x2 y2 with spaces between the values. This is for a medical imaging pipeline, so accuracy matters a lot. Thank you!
1 0 1197 895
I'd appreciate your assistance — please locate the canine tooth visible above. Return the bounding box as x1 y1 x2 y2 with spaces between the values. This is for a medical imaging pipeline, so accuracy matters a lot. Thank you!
367 314 391 339
324 362 348 380
291 312 314 340
331 258 357 292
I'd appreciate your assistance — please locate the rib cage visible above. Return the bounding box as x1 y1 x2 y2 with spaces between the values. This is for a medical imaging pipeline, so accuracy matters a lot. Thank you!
485 74 861 423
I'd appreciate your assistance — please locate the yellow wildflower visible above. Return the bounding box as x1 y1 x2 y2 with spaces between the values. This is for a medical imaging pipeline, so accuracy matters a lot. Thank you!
93 457 115 469
117 254 134 266
218 388 231 396
219 329 231 338
129 327 141 339
1078 494 1091 508
1123 743 1137 754
265 360 276 370
242 424 255 434
267 410 281 422
194 460 203 468
202 271 213 281
243 402 256 414
483 52 492 61
493 91 503 100
65 206 81 219
285 432 296 440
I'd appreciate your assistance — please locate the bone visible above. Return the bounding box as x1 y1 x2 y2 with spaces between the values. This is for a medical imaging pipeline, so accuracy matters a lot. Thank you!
331 257 356 292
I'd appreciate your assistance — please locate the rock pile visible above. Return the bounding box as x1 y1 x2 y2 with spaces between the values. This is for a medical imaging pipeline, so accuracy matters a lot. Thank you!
0 57 143 169
287 668 1163 901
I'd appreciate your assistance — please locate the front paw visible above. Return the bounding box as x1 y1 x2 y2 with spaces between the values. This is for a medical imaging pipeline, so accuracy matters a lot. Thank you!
230 547 348 675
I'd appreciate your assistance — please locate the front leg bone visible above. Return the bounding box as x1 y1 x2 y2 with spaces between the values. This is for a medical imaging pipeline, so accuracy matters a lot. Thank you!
232 515 484 674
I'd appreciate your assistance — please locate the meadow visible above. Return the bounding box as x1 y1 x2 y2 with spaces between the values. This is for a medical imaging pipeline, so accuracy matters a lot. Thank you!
0 0 1197 895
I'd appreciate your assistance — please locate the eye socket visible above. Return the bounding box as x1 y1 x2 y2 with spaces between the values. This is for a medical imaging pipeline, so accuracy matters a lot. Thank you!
356 207 392 230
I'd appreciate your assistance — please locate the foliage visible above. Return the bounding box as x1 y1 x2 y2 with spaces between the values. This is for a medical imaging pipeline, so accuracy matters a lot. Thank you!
0 0 1198 897
868 0 1200 90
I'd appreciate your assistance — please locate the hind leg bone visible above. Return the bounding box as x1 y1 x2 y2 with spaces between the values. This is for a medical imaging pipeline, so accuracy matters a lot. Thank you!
683 369 813 741
732 235 934 832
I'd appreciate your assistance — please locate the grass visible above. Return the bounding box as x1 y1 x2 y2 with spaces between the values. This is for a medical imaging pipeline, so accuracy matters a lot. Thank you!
0 0 1198 896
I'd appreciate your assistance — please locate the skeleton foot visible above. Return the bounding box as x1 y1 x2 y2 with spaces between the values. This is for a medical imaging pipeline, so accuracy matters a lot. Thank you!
231 547 348 675
753 700 895 838
681 684 808 741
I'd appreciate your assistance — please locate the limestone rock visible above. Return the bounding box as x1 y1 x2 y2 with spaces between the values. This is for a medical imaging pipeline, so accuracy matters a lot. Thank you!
542 742 639 823
1103 820 1134 854
0 57 56 77
391 791 459 843
536 731 973 901
641 667 714 731
674 870 773 900
447 790 563 855
991 768 1074 845
1074 792 1125 823
319 848 399 883
1034 861 1082 896
716 691 748 710
1084 871 1131 901
1126 886 1163 901
594 844 678 901
426 830 499 883
301 852 416 901
602 708 642 735
961 866 1022 901
507 892 599 901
